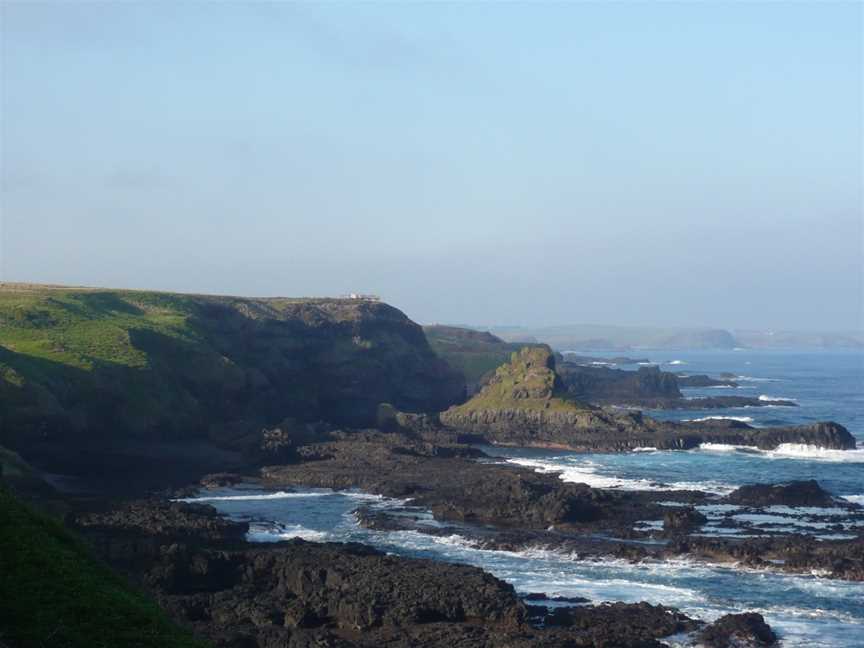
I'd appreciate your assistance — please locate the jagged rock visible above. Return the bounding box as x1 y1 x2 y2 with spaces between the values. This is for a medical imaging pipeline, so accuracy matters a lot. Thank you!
72 499 713 648
697 612 777 647
663 507 708 534
676 374 739 388
558 364 681 402
201 473 245 489
726 480 837 507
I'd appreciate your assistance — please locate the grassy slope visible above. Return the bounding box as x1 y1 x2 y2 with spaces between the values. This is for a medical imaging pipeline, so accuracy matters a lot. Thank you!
0 485 206 648
423 325 539 389
0 284 459 450
445 346 590 414
0 286 240 445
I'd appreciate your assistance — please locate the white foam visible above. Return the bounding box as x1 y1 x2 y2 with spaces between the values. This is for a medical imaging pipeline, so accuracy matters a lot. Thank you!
247 523 330 542
695 443 864 463
179 489 387 503
759 394 797 402
764 445 864 463
842 495 864 505
697 443 755 453
178 491 333 502
688 416 755 423
667 360 686 365
763 506 857 516
430 534 479 548
508 458 734 494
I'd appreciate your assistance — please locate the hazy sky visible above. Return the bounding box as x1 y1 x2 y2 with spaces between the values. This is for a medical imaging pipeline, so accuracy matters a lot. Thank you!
2 2 862 330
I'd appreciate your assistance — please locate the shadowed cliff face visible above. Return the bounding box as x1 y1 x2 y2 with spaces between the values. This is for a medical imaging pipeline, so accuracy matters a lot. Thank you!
0 289 464 457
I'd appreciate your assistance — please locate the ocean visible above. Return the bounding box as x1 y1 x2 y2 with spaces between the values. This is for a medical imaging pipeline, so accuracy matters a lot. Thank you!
187 349 864 647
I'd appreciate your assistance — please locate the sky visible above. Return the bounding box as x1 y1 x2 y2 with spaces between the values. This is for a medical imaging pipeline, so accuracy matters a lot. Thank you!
1 2 862 331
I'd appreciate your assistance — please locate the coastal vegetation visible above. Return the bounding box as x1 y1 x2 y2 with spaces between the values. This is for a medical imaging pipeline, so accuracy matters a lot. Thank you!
0 284 463 454
423 325 543 392
0 485 206 648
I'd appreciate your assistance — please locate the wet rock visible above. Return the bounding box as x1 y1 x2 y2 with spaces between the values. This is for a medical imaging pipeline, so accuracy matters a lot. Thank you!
697 612 777 647
521 593 590 604
201 473 246 489
726 480 836 507
73 499 706 648
544 602 698 641
663 507 708 534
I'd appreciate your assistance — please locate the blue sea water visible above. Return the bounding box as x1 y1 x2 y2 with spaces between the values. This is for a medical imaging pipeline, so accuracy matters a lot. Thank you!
192 350 864 647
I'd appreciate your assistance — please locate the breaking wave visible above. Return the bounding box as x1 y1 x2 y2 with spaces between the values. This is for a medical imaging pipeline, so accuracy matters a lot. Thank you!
687 416 755 423
507 457 734 494
178 490 386 503
246 523 330 542
696 443 864 463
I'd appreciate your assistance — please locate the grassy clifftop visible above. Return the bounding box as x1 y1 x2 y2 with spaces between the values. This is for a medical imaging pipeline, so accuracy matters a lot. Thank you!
0 284 463 459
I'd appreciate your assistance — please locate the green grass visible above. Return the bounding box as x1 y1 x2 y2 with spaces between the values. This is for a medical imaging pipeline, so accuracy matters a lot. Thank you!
0 289 200 371
423 325 540 387
447 346 590 414
0 283 455 446
0 485 207 648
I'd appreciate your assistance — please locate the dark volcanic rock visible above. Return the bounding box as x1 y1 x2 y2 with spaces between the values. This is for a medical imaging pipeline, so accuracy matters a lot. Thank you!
544 602 698 639
557 363 681 403
665 535 864 581
663 507 708 534
698 612 778 647
73 498 712 648
726 480 837 507
677 374 739 388
522 592 590 604
200 473 246 489
262 430 615 529
74 499 250 545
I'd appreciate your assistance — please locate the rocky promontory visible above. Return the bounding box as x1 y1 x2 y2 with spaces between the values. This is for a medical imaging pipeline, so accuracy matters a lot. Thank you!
439 348 854 452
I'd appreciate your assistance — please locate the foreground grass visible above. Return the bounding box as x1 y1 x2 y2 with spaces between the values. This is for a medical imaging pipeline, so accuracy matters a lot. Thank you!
0 486 207 648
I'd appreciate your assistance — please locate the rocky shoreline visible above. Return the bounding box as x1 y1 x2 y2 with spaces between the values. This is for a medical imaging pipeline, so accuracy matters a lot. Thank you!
67 497 781 648
11 404 857 646
242 427 863 582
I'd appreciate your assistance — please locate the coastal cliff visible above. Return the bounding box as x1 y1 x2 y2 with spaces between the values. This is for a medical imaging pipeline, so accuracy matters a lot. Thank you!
0 285 463 477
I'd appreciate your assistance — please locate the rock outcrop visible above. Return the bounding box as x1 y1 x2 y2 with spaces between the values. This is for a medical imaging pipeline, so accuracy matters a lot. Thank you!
555 361 790 409
697 613 778 647
726 480 838 507
439 348 855 452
